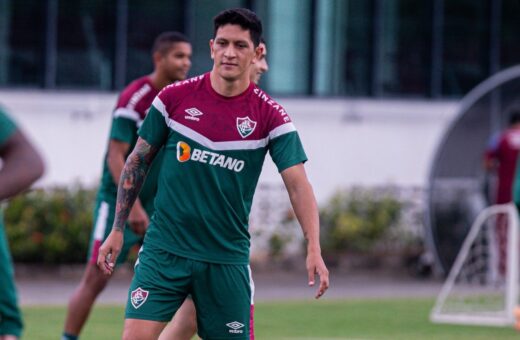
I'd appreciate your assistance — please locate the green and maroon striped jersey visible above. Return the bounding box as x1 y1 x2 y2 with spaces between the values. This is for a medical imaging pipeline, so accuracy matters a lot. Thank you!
139 73 307 264
0 107 17 145
98 76 162 215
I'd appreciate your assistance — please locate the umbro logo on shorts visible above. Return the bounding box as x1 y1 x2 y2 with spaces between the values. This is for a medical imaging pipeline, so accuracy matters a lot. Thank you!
130 287 149 309
226 321 244 334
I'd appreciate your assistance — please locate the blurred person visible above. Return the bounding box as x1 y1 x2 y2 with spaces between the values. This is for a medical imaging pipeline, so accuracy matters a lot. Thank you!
484 108 520 275
0 106 45 340
484 109 520 204
61 32 192 340
98 8 328 340
159 37 269 340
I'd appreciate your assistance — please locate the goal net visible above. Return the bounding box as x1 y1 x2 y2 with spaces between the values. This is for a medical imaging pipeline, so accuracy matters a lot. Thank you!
430 203 520 327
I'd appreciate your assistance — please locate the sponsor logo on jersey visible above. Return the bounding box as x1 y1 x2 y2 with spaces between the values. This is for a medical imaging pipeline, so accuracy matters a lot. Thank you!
236 116 257 138
130 287 149 309
226 321 245 334
184 107 203 121
253 88 291 123
176 141 245 172
128 83 151 110
177 141 191 162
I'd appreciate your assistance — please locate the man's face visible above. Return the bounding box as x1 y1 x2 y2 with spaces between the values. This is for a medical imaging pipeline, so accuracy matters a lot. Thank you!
210 24 260 82
158 42 192 82
250 42 268 84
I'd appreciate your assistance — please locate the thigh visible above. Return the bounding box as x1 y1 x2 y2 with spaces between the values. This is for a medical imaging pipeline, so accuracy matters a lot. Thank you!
122 318 166 340
192 263 253 339
87 199 142 265
125 245 191 322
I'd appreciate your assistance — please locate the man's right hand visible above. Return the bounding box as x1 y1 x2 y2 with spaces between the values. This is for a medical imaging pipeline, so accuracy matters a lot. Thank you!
128 200 150 235
97 230 124 275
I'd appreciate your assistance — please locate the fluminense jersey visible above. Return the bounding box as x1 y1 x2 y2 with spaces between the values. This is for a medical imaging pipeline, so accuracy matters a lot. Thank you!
0 107 16 145
98 76 163 214
139 73 307 264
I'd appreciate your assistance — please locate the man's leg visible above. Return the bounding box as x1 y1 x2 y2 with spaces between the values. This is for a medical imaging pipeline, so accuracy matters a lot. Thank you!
63 263 110 337
193 263 253 339
123 319 167 340
159 298 197 340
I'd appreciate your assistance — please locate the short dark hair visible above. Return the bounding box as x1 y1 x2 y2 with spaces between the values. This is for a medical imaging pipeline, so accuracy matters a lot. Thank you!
509 109 520 125
213 8 263 47
152 31 190 56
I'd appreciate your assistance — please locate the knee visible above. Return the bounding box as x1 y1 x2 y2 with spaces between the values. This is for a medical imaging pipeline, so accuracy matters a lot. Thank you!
82 267 110 293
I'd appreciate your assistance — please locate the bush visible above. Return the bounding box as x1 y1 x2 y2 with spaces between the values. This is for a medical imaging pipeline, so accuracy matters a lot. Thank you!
319 187 402 254
3 185 96 264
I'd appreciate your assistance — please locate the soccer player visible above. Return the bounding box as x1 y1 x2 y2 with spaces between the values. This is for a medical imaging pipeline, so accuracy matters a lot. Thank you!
487 108 520 275
98 8 329 340
485 109 520 205
0 107 45 340
61 32 192 340
159 37 270 340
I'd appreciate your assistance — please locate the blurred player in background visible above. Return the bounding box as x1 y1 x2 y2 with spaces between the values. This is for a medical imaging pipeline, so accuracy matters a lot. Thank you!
159 37 269 340
98 8 328 340
61 32 192 340
0 106 45 340
484 108 520 275
484 109 520 205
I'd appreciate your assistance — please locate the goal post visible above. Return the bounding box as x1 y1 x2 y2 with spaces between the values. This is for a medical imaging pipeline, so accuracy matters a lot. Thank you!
430 203 519 327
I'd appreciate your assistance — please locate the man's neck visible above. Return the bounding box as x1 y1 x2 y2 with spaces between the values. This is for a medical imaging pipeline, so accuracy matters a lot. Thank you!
209 70 250 97
148 71 173 91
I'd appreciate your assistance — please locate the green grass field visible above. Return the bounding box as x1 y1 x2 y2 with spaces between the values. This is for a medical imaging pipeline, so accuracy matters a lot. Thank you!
22 298 519 339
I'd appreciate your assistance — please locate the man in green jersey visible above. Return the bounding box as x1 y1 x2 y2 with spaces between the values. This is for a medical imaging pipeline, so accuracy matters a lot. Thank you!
160 37 269 340
62 32 192 340
99 8 329 340
0 107 45 340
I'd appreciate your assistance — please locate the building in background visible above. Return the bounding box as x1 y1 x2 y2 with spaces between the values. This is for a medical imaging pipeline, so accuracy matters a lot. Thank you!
0 0 519 98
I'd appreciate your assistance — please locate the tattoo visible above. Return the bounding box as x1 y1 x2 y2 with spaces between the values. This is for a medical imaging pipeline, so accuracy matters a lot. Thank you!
113 138 158 231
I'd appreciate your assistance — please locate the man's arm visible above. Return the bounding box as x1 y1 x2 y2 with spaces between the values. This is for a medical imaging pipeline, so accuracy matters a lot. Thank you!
97 137 159 274
281 163 329 299
107 140 149 235
0 130 45 200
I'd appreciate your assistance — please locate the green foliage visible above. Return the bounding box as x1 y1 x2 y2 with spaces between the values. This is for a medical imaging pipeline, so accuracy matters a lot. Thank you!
3 185 96 263
320 187 402 253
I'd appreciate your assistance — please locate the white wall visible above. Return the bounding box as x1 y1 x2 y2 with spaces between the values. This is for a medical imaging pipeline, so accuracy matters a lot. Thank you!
0 90 458 203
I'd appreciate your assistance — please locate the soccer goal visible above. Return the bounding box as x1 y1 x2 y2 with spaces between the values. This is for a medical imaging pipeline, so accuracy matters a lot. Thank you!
430 203 520 327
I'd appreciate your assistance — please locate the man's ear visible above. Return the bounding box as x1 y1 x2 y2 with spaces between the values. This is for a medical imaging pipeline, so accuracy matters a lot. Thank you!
209 39 215 60
152 51 163 67
252 44 262 65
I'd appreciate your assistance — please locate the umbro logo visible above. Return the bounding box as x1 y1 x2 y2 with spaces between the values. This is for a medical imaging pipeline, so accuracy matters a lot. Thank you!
184 107 203 121
226 321 244 334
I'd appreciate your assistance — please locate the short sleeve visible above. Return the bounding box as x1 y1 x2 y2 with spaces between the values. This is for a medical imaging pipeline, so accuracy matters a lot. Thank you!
110 116 138 144
0 108 17 145
269 130 307 172
138 96 169 147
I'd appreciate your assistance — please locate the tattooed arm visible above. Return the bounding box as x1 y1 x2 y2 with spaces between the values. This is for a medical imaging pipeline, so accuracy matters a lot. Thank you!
97 137 159 274
107 139 149 235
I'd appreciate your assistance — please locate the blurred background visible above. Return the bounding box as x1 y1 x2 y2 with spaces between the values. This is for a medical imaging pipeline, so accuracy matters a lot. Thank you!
2 0 520 277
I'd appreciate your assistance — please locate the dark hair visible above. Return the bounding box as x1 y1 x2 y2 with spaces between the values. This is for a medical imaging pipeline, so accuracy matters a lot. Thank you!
213 8 263 47
509 109 520 125
152 31 190 56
